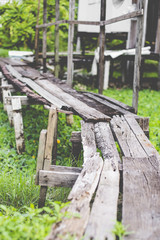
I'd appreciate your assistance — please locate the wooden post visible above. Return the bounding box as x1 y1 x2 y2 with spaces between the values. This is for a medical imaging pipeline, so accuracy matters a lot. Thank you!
54 0 60 77
67 0 75 87
35 0 41 65
98 0 106 94
66 113 74 125
12 98 25 154
132 0 144 113
38 107 58 208
43 0 47 73
70 131 81 167
6 95 14 126
35 129 47 185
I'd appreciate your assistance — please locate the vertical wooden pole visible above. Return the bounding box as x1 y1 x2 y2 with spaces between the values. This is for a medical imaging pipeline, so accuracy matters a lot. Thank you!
43 0 47 73
155 1 160 90
70 131 81 167
67 0 75 87
35 0 41 65
12 98 25 154
98 0 106 94
132 0 144 113
54 0 60 78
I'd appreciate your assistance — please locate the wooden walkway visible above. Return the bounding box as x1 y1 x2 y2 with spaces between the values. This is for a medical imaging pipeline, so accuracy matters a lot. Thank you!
0 58 160 240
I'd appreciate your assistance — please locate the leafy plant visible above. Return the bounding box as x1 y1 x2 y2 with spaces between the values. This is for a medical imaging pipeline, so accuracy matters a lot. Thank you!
112 221 131 240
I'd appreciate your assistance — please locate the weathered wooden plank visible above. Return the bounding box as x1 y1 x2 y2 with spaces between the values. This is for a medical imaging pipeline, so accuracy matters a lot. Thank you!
6 96 42 106
50 165 82 173
84 122 120 240
0 57 27 66
83 92 136 116
110 115 147 158
37 10 143 28
35 129 47 185
39 170 79 187
47 121 103 240
11 98 25 154
1 65 49 106
86 91 134 113
123 155 160 240
124 115 160 161
6 65 71 110
35 79 110 122
43 107 58 170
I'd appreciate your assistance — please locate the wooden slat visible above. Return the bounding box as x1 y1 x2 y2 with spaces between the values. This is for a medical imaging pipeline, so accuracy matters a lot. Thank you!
50 165 82 173
39 170 79 187
123 155 160 240
47 121 103 240
83 92 136 116
86 91 134 112
35 79 110 122
36 10 143 28
110 115 147 158
84 122 120 240
6 96 42 106
6 65 72 110
124 115 160 160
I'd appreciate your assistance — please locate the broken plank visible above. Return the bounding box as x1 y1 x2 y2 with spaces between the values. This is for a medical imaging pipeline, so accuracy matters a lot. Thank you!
84 122 120 240
110 115 147 158
123 155 160 240
50 165 82 173
35 79 110 122
6 65 71 111
39 170 79 187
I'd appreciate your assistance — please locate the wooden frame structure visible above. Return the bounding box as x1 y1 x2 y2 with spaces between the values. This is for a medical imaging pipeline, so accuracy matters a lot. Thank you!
36 0 144 113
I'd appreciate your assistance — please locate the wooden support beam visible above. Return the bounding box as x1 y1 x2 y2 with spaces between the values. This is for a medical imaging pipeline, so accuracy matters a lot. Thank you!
70 131 81 167
67 0 75 87
98 0 106 94
54 0 60 77
43 0 47 73
39 170 79 187
50 165 82 173
35 129 47 185
11 98 25 154
132 0 144 113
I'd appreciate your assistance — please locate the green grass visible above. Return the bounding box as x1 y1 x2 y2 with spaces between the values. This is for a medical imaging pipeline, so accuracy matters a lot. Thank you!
0 48 9 57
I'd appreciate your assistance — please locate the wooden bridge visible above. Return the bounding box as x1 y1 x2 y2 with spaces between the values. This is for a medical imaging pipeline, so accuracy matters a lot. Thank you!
0 58 160 240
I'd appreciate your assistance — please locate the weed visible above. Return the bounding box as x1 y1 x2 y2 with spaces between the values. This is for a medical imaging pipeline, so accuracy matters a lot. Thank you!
112 221 132 240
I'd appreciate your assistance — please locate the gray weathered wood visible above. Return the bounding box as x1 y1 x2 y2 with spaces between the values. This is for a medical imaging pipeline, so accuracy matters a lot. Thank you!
123 155 160 240
47 121 103 240
66 113 74 125
84 122 120 240
124 115 160 161
37 10 143 28
132 0 144 113
11 98 25 154
50 165 82 173
54 0 60 77
6 96 42 106
35 129 47 185
35 79 110 122
6 65 71 110
67 0 75 87
43 0 47 72
70 131 81 166
99 0 106 94
110 115 147 158
43 107 58 170
39 170 79 187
